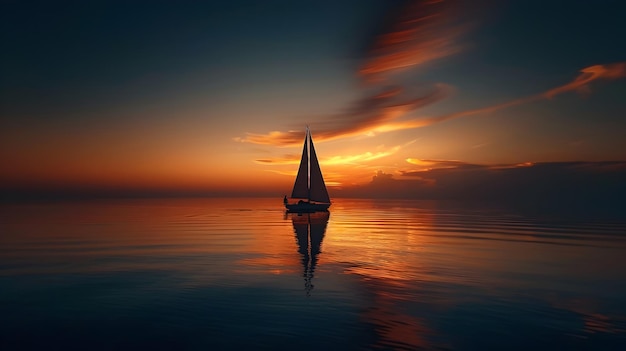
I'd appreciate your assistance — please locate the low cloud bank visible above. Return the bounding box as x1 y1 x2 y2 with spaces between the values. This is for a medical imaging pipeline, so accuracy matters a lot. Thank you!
335 162 626 218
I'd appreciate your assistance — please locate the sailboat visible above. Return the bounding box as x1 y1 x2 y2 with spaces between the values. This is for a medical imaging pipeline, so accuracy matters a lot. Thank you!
284 127 331 212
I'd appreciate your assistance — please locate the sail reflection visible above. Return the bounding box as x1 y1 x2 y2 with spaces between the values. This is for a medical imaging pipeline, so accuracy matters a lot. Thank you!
289 211 329 296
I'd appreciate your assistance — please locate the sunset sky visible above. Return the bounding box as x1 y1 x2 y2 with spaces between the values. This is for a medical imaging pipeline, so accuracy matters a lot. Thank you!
2 0 625 198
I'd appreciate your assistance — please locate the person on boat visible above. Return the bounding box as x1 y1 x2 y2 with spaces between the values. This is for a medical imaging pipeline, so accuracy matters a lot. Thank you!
283 195 288 205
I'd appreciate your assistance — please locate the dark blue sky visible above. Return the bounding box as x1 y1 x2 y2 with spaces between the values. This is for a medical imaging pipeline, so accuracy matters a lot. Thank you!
1 0 625 194
2 0 624 118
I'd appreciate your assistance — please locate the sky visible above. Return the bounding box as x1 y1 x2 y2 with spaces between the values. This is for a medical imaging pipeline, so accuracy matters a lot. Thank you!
1 0 626 199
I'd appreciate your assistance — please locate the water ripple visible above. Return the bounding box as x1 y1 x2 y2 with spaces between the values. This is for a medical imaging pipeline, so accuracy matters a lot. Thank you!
1 198 625 350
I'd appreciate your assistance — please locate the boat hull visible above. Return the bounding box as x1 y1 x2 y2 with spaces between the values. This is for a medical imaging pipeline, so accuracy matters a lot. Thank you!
285 202 330 213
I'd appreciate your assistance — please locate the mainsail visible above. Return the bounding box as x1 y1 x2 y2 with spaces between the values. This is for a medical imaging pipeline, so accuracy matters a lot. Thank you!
308 132 330 203
290 127 330 203
291 132 309 199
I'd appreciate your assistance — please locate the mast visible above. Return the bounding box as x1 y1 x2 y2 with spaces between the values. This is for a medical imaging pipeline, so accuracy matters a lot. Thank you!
307 126 311 201
291 128 309 199
291 126 330 203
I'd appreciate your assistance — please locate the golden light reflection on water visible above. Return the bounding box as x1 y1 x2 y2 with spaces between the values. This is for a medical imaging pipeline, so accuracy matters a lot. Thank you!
307 199 626 348
2 198 626 349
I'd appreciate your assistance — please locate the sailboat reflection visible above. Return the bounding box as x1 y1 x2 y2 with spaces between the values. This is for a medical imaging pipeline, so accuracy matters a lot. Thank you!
289 211 329 296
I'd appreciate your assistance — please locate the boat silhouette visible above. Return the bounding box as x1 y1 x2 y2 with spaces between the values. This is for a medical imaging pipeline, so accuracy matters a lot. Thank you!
285 127 331 212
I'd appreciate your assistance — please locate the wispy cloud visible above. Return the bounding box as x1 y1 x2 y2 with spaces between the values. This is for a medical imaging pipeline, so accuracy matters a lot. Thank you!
368 62 626 134
324 140 415 165
403 158 534 173
324 150 398 166
543 63 626 98
236 0 466 147
359 0 470 82
264 169 297 176
405 158 481 168
236 85 449 146
255 155 300 165
239 59 626 146
236 1 626 150
255 140 416 166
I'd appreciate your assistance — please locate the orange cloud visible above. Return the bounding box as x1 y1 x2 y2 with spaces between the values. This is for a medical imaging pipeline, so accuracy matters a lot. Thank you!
255 141 415 166
237 0 624 153
360 0 470 82
543 62 626 98
236 1 466 147
236 85 449 146
370 62 626 134
238 62 626 146
323 142 410 166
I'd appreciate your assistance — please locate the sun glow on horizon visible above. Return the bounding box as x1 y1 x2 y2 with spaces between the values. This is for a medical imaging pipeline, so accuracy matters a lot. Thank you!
2 1 626 198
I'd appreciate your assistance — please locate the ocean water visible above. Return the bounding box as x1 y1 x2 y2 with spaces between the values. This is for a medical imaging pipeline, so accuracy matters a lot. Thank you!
1 197 625 350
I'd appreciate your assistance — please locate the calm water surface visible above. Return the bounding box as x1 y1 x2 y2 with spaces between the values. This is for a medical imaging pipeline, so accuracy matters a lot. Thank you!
1 198 625 350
